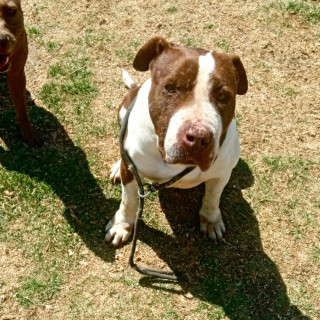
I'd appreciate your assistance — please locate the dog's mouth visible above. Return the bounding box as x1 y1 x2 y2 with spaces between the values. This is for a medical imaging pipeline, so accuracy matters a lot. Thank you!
164 149 216 172
0 54 11 73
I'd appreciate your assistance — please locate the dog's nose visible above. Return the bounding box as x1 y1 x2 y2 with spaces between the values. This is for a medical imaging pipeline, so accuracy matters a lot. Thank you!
0 34 10 51
179 123 214 153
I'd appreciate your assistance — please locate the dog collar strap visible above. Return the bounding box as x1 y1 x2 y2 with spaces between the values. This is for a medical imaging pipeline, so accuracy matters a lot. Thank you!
138 166 195 198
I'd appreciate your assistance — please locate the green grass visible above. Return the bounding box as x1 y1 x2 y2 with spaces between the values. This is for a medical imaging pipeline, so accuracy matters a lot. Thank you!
203 23 215 30
26 25 42 37
16 273 62 307
179 37 203 47
195 302 226 320
39 54 98 127
44 41 61 52
253 60 272 72
161 310 181 319
216 39 231 52
310 245 320 262
115 48 135 63
265 1 320 23
262 154 312 176
166 5 178 13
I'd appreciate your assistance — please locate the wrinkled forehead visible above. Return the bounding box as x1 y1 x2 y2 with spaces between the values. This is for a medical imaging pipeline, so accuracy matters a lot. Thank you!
150 46 237 90
150 46 209 83
0 0 20 6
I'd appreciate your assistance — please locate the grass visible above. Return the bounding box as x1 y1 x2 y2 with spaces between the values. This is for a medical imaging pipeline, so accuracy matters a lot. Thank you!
179 37 203 47
44 41 61 52
16 273 62 307
115 48 135 63
39 54 98 132
26 25 42 37
265 0 320 23
216 39 231 52
0 0 319 319
166 5 178 13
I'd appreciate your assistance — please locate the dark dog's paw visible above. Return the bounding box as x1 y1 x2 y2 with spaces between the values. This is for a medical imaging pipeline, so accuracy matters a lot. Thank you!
23 128 44 147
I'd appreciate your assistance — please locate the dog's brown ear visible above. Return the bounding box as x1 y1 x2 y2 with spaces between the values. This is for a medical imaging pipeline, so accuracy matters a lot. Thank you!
230 55 248 95
133 37 170 71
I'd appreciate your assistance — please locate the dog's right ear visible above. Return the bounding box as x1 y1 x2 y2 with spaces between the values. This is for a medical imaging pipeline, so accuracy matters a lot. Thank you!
133 37 170 72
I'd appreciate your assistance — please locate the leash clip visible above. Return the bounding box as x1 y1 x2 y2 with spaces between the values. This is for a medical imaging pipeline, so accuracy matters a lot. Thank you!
138 182 160 198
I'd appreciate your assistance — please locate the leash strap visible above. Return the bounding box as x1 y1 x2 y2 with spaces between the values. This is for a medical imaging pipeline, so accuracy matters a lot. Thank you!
119 96 195 280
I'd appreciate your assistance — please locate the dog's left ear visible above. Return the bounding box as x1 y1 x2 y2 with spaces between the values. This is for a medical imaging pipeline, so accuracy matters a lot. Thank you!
230 55 248 95
133 36 170 72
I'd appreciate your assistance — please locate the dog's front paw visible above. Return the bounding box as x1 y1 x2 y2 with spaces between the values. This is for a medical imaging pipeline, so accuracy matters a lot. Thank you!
199 208 226 241
105 216 133 246
109 160 121 184
23 127 43 147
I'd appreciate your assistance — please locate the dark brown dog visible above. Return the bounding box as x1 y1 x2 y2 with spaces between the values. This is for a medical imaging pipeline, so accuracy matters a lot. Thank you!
0 0 42 146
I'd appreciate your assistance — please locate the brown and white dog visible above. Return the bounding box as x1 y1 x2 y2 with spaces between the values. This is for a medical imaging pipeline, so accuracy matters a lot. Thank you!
0 0 42 146
106 37 248 246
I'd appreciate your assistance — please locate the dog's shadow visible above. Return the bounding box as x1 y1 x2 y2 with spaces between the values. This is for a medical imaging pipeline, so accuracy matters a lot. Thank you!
137 160 309 319
0 75 309 318
0 75 117 261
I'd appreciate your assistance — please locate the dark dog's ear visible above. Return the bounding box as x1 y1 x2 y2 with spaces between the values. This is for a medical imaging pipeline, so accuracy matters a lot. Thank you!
230 55 248 95
133 37 170 71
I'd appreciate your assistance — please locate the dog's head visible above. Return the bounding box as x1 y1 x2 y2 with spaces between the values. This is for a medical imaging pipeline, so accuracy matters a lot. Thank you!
133 37 248 171
0 0 24 72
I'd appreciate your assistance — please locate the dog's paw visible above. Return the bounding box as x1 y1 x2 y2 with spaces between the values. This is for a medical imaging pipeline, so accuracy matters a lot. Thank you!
23 128 44 147
199 209 226 241
109 160 121 184
105 217 133 246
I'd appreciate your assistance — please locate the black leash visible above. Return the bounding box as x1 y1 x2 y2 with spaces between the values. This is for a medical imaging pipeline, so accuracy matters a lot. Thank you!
119 96 195 280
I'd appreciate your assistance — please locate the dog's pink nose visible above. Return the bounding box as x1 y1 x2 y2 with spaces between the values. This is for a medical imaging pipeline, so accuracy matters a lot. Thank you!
180 123 214 153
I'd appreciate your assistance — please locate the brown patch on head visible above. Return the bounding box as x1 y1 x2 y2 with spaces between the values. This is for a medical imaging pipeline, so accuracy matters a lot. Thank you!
210 51 248 140
148 46 209 159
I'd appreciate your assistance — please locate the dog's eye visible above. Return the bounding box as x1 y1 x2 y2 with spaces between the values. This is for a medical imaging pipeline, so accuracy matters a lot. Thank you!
216 92 229 103
7 6 17 15
164 84 176 94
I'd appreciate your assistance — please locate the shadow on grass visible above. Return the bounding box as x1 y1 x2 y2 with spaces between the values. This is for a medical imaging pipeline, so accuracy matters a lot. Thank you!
0 76 117 262
138 159 310 320
0 75 309 318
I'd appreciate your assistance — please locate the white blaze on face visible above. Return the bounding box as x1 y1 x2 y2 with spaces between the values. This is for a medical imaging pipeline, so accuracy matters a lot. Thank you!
164 52 222 162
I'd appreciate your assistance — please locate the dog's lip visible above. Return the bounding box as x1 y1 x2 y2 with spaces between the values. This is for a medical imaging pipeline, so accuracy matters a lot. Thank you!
0 54 11 72
164 153 216 171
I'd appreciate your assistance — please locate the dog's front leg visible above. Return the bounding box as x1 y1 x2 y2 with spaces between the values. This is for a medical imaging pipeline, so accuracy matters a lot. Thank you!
7 69 43 146
199 173 231 241
106 159 139 246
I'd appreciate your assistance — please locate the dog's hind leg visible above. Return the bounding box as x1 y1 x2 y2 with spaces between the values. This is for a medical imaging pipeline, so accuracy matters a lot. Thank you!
109 159 121 184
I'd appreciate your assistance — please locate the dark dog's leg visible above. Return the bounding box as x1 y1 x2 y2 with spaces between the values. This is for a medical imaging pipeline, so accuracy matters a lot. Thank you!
7 69 42 146
7 29 43 147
